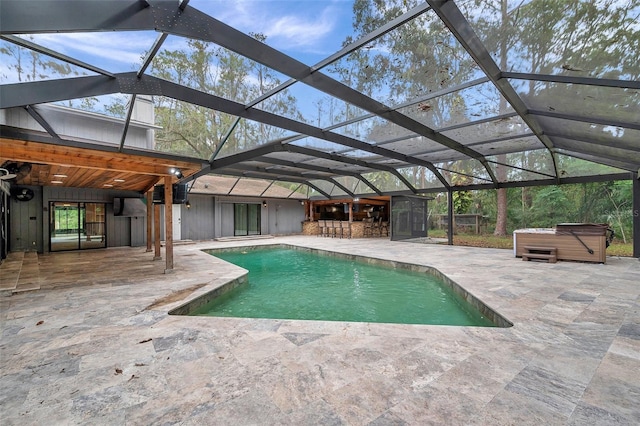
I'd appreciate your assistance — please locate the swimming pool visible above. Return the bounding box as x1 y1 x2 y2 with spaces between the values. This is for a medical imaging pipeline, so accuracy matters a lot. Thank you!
170 245 511 327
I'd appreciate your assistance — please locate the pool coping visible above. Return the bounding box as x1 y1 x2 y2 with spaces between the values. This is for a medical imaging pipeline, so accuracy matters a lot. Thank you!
168 243 513 328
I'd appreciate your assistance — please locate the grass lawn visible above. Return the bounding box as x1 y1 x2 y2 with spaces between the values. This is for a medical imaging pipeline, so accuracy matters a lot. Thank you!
428 230 634 257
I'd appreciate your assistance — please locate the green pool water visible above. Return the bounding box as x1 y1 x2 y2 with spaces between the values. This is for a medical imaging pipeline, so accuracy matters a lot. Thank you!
194 247 496 326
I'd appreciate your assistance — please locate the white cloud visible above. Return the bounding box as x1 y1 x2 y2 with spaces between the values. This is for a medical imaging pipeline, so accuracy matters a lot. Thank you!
197 0 343 51
28 32 155 69
265 7 336 48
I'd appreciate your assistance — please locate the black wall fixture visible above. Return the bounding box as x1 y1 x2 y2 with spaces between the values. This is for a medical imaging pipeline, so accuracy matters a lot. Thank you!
11 187 34 201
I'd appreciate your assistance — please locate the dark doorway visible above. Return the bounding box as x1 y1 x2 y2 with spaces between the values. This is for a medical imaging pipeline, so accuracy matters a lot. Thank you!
390 196 431 241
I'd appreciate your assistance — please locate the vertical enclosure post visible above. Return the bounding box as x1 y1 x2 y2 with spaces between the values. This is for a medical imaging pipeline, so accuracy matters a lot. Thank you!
447 189 454 245
164 176 173 272
633 171 639 258
146 190 153 252
153 203 161 260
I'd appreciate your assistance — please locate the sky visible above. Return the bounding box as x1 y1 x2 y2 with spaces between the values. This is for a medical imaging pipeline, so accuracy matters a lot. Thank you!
0 0 357 82
197 0 356 62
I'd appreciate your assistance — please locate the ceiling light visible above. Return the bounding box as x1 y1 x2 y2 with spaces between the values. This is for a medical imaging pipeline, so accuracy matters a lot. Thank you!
51 180 64 184
53 174 67 178
103 184 114 187
114 179 126 182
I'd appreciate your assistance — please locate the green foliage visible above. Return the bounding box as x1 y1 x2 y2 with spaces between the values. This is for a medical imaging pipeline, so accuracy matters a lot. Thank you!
0 38 104 111
453 190 472 214
149 36 299 159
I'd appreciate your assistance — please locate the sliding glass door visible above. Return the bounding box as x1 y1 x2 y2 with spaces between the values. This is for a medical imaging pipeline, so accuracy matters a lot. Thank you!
234 203 261 236
50 202 106 251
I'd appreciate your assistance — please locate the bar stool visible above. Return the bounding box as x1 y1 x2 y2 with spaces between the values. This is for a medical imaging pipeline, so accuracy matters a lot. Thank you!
363 217 373 237
341 220 351 239
380 221 389 237
318 220 326 237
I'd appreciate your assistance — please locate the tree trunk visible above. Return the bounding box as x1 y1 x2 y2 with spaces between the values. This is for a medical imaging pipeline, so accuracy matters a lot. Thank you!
495 188 508 236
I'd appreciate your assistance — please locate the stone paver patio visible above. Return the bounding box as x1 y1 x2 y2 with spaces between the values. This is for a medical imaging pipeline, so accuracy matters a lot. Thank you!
1 236 639 425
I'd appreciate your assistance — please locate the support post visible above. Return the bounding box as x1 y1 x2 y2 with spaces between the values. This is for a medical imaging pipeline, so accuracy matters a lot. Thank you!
154 203 161 260
348 202 353 222
146 190 153 252
447 189 454 245
164 176 174 273
633 171 639 258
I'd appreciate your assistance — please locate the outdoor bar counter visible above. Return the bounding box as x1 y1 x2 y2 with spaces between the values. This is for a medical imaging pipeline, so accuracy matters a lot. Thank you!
301 220 386 238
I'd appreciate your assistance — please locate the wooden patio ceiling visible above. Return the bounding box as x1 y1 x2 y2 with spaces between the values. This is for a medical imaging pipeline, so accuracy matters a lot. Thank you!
0 137 203 193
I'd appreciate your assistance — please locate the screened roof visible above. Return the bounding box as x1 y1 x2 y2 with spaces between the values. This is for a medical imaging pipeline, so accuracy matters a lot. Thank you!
1 0 638 199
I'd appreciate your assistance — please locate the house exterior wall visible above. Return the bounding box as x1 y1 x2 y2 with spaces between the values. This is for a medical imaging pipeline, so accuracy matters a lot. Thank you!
1 101 155 149
9 186 148 253
9 186 43 252
266 199 306 236
158 195 216 241
9 186 306 253
46 187 150 249
213 196 305 238
156 195 304 241
181 195 215 241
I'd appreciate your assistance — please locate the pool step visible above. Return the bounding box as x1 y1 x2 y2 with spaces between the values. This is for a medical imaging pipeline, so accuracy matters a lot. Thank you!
522 246 557 263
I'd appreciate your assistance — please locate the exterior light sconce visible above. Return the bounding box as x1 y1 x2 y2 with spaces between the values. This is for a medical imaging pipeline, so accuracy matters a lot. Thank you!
262 200 267 208
185 200 191 209
170 167 183 179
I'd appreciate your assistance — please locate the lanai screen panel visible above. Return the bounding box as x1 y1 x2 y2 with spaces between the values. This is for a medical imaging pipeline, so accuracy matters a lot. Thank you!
254 81 368 128
486 150 556 182
397 166 447 190
458 0 640 79
322 7 485 107
390 195 429 241
0 0 638 199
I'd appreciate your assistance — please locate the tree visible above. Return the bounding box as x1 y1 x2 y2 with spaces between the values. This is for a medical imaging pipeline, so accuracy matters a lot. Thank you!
0 37 105 111
337 0 483 194
150 35 300 159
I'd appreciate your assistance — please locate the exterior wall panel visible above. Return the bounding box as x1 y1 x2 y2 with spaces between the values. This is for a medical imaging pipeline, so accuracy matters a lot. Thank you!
42 187 144 252
9 186 42 252
182 195 215 241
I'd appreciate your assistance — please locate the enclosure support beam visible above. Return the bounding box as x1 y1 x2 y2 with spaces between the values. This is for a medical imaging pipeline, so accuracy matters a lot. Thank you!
447 188 454 246
146 189 153 252
427 0 560 182
119 94 137 152
164 176 174 273
153 204 161 260
633 171 639 258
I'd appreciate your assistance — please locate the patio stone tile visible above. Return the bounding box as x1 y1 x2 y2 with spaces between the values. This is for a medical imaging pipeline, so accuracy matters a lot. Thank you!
1 236 638 424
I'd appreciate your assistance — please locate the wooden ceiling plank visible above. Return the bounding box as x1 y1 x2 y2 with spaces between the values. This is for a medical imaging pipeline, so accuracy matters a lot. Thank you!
1 139 201 177
2 138 202 192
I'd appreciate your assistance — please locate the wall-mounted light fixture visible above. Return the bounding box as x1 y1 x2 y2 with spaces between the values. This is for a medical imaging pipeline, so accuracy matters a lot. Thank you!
169 167 183 179
262 200 267 208
186 200 191 209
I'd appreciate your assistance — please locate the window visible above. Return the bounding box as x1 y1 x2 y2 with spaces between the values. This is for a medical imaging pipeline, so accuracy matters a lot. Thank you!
234 203 261 236
50 202 106 251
